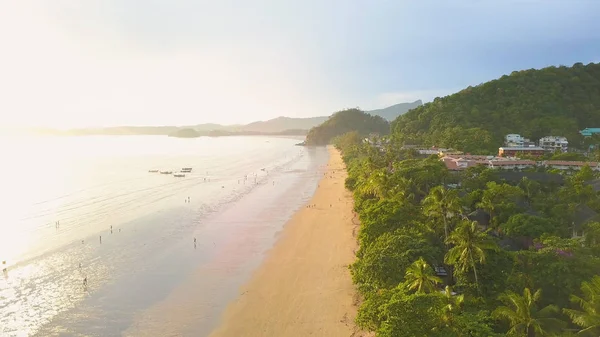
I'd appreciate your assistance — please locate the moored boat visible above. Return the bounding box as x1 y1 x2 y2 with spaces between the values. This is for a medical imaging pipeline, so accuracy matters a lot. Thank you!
174 173 185 177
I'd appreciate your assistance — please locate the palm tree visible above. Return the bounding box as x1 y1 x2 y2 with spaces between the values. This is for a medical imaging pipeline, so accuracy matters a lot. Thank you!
493 288 564 337
404 257 442 294
563 276 600 336
356 168 388 199
441 285 464 329
423 186 462 243
445 220 497 293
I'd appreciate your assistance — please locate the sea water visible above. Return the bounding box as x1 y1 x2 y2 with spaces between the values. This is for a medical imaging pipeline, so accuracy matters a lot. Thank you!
0 135 328 336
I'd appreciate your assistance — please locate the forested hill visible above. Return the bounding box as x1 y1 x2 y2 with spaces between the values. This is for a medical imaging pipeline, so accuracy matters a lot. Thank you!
391 62 600 153
304 109 389 145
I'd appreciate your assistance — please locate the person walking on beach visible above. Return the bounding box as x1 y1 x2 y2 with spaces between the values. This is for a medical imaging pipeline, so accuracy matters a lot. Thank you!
110 225 113 234
83 277 87 287
99 235 102 244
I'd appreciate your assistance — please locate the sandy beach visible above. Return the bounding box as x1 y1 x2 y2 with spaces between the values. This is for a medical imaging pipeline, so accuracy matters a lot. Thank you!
209 146 361 337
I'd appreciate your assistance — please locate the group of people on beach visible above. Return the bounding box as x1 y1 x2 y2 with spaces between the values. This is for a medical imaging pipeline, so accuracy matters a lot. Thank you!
67 169 277 289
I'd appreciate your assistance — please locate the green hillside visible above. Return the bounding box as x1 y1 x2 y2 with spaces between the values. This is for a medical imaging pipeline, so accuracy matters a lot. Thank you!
305 108 390 145
391 62 600 153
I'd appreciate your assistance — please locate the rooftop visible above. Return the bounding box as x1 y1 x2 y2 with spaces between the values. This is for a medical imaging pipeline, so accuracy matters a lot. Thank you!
544 160 600 167
499 147 545 151
490 160 536 166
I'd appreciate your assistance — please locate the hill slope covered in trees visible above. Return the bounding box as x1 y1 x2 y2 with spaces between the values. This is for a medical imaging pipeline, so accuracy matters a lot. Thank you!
391 62 600 153
304 109 389 145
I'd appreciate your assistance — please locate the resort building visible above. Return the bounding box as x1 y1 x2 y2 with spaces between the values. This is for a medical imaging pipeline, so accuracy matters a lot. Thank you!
504 134 537 147
440 156 536 172
487 160 537 170
543 161 600 171
498 147 545 158
538 136 568 152
417 147 447 155
440 157 485 171
505 134 525 147
440 152 600 174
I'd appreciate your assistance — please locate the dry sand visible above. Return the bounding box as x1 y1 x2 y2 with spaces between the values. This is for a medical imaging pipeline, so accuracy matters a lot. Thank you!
209 146 363 337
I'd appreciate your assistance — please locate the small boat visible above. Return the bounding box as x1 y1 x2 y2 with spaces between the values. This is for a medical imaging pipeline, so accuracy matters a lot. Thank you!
160 170 173 174
181 167 192 172
261 168 266 171
174 173 185 178
148 169 159 173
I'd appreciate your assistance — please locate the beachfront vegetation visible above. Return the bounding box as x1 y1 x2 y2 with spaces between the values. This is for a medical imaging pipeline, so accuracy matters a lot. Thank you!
304 108 389 145
334 131 600 336
390 62 600 153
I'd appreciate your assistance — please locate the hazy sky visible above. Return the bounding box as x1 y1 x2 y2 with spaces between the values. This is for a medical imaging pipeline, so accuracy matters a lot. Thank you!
1 1 599 128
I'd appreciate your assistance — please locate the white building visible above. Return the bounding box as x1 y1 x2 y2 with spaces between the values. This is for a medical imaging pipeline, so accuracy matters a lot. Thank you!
539 136 568 152
505 134 526 147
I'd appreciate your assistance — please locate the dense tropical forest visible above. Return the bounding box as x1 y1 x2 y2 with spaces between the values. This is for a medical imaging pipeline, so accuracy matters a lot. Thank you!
304 108 389 145
391 62 600 153
334 132 600 336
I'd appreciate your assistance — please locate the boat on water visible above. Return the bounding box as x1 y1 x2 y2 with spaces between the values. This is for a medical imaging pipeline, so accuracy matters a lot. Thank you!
160 170 173 174
181 167 192 172
174 173 185 177
148 169 159 173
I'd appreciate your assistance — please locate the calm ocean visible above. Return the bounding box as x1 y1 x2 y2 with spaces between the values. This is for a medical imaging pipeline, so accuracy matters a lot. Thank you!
0 135 328 336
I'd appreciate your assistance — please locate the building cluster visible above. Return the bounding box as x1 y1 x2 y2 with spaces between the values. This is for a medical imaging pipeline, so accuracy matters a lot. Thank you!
363 133 389 149
403 144 598 172
498 134 568 157
440 154 600 172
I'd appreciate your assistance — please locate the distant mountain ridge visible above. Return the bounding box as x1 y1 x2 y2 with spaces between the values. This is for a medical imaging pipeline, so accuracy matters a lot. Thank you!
237 116 329 133
367 100 422 121
28 101 421 136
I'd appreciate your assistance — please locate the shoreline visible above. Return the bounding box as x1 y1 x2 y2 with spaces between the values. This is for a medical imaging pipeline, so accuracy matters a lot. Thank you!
209 146 362 337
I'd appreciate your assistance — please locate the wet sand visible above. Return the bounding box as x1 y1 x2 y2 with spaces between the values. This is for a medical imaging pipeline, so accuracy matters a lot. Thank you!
209 146 361 337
